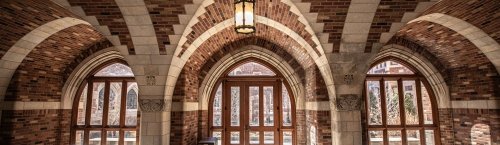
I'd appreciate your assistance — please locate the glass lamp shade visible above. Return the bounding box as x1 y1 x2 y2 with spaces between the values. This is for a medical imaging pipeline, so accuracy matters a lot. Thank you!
235 0 255 34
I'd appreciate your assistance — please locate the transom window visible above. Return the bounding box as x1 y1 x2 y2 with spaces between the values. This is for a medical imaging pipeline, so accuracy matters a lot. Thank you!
365 59 440 145
72 62 139 145
210 60 295 145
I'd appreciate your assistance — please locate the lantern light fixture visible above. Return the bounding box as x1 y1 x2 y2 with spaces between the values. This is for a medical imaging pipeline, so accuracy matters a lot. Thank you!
234 0 255 34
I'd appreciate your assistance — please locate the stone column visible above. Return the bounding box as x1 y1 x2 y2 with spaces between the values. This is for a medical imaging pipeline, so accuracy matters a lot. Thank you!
329 53 376 145
139 99 170 145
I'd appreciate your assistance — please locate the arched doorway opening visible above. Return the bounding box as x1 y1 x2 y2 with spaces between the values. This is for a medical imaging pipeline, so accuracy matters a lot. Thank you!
209 58 296 145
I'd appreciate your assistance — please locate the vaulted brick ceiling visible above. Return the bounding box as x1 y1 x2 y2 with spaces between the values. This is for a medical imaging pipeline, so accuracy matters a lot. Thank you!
1 0 499 100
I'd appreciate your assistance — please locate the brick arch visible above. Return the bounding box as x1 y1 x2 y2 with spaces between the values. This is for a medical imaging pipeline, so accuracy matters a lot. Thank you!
374 44 450 108
391 20 500 101
409 13 500 73
173 0 324 58
61 47 125 109
197 45 307 111
173 24 330 102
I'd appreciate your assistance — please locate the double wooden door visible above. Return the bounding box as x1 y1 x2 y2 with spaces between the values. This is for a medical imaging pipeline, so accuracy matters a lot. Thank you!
224 80 280 145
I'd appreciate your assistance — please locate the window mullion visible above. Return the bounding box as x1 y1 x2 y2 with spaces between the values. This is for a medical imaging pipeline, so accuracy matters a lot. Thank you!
120 80 127 145
84 80 93 145
102 81 110 145
380 78 388 145
397 79 407 145
416 79 424 126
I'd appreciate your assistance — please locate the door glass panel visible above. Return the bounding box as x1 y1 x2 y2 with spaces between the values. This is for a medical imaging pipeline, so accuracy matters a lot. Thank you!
263 132 274 144
249 131 259 144
77 84 88 125
388 130 402 145
283 131 293 145
421 82 433 124
213 84 223 126
125 82 138 126
91 82 105 125
108 82 122 126
263 86 274 126
212 131 222 145
249 86 259 126
231 87 241 126
89 131 102 145
282 83 292 126
124 131 137 145
403 80 419 125
367 81 382 125
75 130 84 145
385 81 400 125
425 130 435 145
407 130 420 145
230 132 240 144
106 131 119 145
369 131 383 145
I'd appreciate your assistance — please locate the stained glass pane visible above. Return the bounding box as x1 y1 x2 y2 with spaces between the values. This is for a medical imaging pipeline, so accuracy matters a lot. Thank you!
407 130 420 145
249 86 259 126
106 131 119 145
263 132 274 144
264 86 274 126
369 131 383 145
124 131 137 145
388 130 402 145
212 131 222 145
231 87 240 126
89 131 102 145
75 130 84 145
125 82 138 126
282 83 292 126
403 80 419 125
230 132 240 144
91 82 105 125
385 81 400 125
367 81 382 125
283 131 293 145
95 63 134 77
249 131 259 144
213 84 223 126
228 62 276 76
368 60 414 74
421 82 433 124
108 82 122 126
77 84 88 125
425 130 435 145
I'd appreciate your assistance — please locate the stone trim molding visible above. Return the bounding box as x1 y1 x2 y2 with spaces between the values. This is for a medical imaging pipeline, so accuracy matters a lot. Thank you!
197 45 306 111
409 13 500 74
139 99 169 112
171 102 199 112
61 47 125 109
305 101 331 111
2 101 61 110
375 44 451 108
340 0 381 52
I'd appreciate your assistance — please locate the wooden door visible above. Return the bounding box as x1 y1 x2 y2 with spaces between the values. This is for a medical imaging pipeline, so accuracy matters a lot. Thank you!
224 81 280 145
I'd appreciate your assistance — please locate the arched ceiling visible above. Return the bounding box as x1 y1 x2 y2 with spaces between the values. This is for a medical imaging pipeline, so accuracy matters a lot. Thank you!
0 0 499 101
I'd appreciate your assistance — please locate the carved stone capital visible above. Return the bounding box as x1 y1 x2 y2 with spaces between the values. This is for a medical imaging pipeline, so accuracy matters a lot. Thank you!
336 94 361 111
139 99 169 112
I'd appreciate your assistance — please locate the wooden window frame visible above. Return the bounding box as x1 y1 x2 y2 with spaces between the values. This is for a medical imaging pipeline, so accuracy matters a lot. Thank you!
70 60 140 145
208 58 297 145
363 57 441 145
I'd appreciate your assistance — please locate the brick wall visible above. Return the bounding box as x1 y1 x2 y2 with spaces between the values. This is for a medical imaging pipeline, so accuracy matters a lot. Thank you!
6 24 106 102
0 109 71 145
0 0 78 58
306 110 332 145
170 111 199 145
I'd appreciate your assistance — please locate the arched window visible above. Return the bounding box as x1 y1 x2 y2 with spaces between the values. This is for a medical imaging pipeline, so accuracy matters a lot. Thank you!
365 59 439 145
209 60 295 145
72 62 139 145
471 124 491 145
